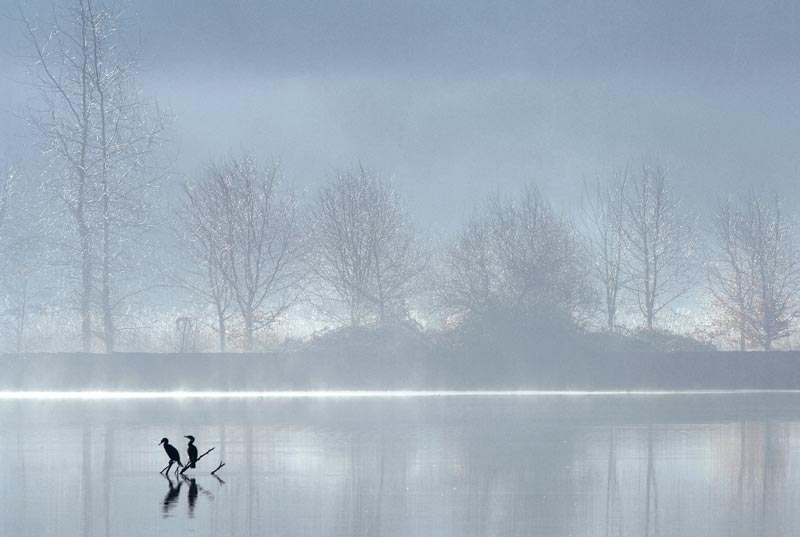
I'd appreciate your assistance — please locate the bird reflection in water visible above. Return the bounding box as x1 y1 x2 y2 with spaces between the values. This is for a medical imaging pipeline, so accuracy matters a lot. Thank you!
162 473 221 519
187 478 198 517
161 474 182 518
185 477 215 517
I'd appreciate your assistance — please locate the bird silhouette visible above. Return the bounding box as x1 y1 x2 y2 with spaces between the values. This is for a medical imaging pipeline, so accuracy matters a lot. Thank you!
185 435 198 469
159 438 183 472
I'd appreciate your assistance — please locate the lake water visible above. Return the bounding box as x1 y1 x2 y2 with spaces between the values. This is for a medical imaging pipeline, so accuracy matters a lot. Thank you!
1 394 799 536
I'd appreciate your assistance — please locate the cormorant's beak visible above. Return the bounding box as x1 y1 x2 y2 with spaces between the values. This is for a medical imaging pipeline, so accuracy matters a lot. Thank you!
158 440 164 446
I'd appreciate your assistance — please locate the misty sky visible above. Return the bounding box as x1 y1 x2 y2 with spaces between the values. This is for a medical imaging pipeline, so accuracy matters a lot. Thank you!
2 0 800 228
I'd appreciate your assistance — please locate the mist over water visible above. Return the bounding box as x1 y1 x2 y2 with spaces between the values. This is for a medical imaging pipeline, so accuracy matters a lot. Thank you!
2 395 799 537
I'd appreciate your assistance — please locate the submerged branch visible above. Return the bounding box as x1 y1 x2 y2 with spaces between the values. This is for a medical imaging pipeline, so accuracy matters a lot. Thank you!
211 461 226 475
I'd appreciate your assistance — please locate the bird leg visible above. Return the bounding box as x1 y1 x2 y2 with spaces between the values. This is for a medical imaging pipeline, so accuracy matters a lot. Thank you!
160 461 173 474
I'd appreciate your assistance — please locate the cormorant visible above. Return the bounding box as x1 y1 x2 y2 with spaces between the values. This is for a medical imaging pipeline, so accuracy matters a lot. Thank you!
159 438 183 469
185 435 198 468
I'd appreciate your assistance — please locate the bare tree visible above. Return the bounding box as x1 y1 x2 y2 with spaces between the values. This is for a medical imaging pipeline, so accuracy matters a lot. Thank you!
622 164 696 329
439 216 496 317
363 174 428 323
180 155 305 351
0 163 16 269
744 195 800 350
308 167 427 326
706 197 753 350
175 169 235 352
21 0 166 352
441 185 596 324
580 170 629 332
708 194 800 350
0 163 24 350
0 162 51 353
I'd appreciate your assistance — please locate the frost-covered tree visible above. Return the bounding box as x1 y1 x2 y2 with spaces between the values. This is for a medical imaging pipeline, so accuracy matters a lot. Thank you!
179 155 305 351
707 194 800 350
580 171 629 332
0 162 50 352
442 185 596 325
622 165 696 329
706 197 753 350
22 0 167 352
0 163 25 350
308 167 427 326
0 163 17 270
440 216 495 316
175 170 234 352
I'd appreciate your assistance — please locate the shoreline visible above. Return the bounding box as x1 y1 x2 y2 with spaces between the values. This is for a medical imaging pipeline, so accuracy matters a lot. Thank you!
2 350 800 391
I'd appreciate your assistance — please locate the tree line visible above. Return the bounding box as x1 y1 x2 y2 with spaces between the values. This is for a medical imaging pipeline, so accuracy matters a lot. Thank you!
1 0 798 352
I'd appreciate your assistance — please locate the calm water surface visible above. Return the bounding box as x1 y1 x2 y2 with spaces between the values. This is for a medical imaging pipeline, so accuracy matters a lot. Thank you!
0 395 798 536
